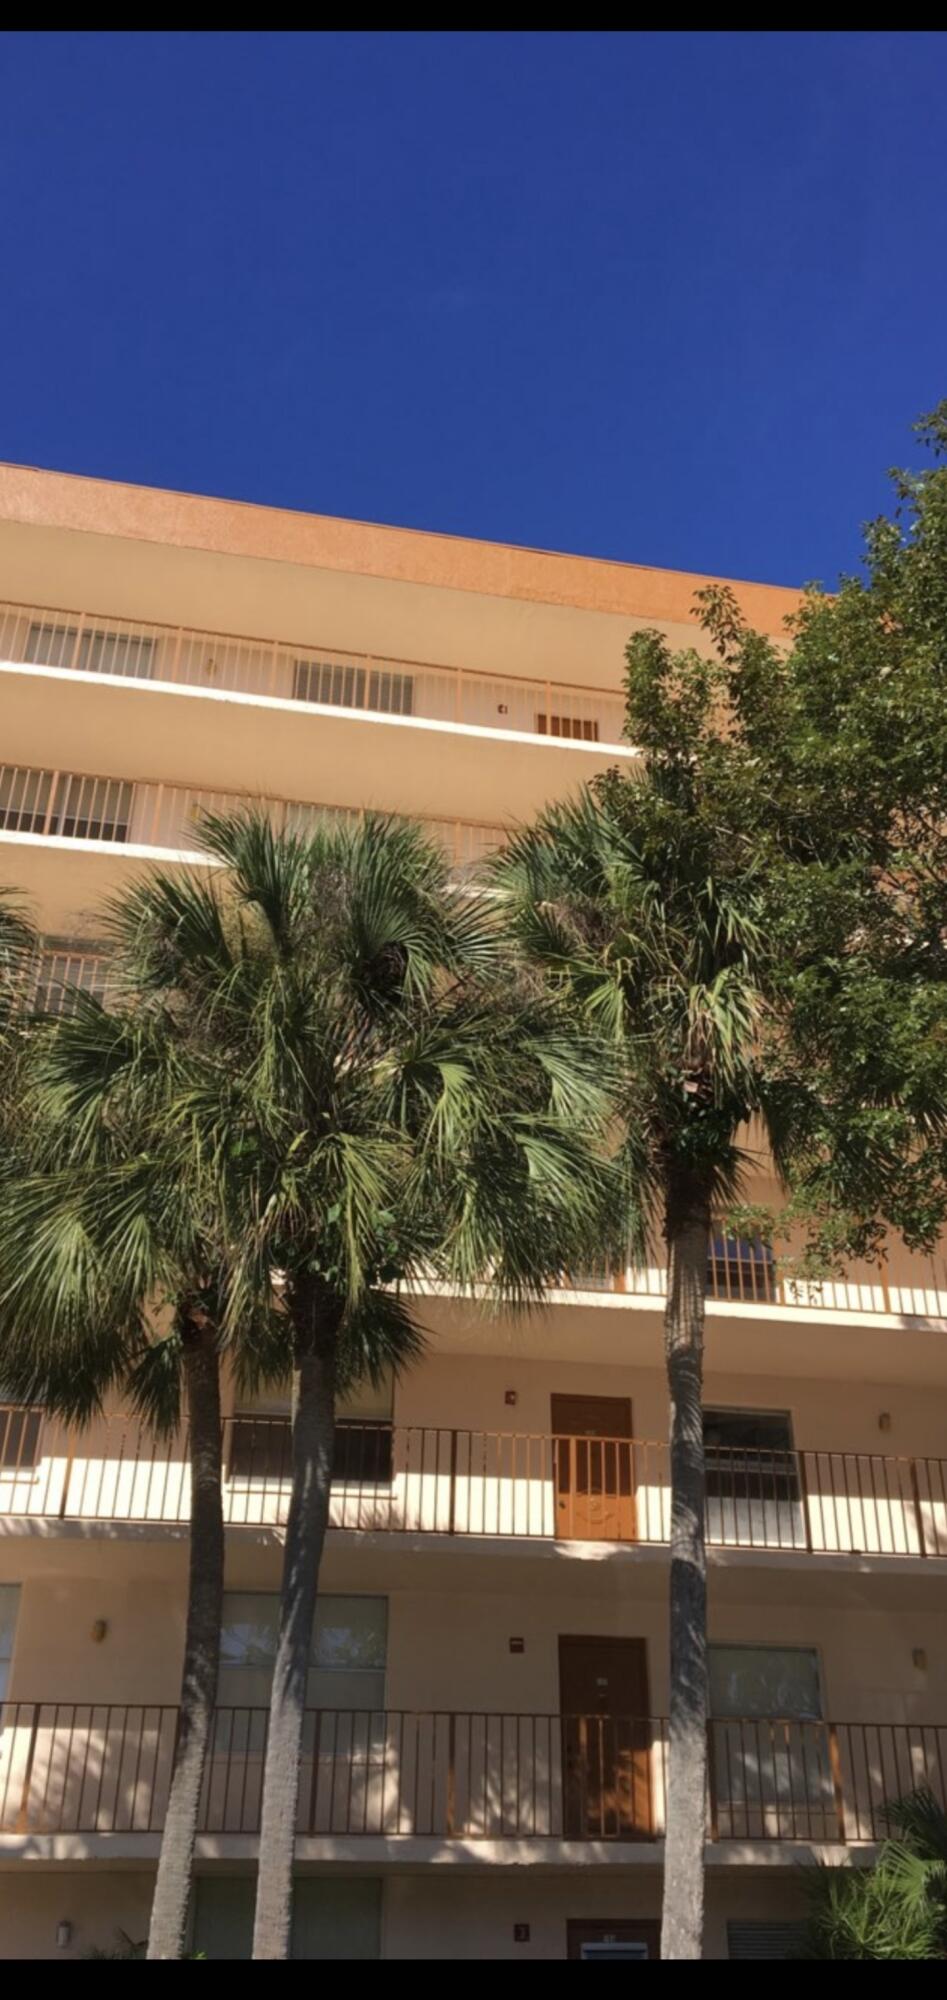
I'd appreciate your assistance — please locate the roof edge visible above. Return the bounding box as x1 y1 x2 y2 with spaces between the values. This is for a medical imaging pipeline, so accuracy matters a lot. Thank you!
0 461 803 635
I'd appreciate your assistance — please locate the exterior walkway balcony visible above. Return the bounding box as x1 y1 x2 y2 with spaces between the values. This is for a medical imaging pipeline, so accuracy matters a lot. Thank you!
0 599 637 823
0 763 504 930
3 1410 946 1562
1 1701 943 1856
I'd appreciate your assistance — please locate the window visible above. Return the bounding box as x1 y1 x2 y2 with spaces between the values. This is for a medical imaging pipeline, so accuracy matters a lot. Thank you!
703 1408 799 1504
191 1877 381 1960
55 775 133 842
25 621 155 680
34 951 110 1017
219 1592 387 1710
727 1921 807 1960
0 1584 20 1699
293 659 414 716
709 1645 822 1720
0 1406 42 1472
0 767 55 833
228 1417 393 1486
710 1646 829 1839
228 1379 393 1486
707 1230 775 1302
0 769 133 842
536 713 600 742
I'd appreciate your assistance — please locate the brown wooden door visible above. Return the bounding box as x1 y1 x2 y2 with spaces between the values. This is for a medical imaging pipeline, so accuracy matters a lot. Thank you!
567 1920 661 1960
559 1635 652 1840
551 1394 636 1542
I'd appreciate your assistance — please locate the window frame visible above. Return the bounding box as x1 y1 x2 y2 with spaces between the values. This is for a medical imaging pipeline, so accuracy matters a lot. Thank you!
0 1583 21 1701
0 1404 43 1477
707 1230 776 1302
535 713 600 742
293 658 414 717
702 1405 800 1505
217 1589 389 1712
708 1640 826 1722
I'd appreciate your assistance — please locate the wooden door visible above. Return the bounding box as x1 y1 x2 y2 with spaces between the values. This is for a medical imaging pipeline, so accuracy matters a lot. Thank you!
566 1920 661 1959
551 1394 636 1542
559 1635 652 1839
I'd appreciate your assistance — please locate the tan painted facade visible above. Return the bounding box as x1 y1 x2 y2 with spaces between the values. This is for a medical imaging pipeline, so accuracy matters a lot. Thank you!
0 466 943 1960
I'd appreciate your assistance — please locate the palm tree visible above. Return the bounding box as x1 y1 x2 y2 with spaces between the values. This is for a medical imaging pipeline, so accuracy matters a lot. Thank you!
0 957 279 1961
801 1788 947 1958
496 749 775 1959
0 888 38 1118
109 808 611 1960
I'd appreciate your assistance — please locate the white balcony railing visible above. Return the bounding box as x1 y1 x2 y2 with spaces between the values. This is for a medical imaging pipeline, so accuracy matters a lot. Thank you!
0 597 628 745
0 762 504 879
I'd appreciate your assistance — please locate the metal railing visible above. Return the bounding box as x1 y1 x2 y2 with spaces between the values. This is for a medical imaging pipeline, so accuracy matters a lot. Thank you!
0 596 628 745
0 762 505 881
1 1702 942 1843
561 1249 947 1319
3 1411 946 1556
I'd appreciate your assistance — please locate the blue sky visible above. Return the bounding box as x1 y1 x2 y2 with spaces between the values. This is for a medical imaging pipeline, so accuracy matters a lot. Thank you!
0 31 944 586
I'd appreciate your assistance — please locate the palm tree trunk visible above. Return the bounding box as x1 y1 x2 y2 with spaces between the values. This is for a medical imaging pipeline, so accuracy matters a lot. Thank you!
252 1286 338 1960
659 1175 711 1962
147 1317 224 1959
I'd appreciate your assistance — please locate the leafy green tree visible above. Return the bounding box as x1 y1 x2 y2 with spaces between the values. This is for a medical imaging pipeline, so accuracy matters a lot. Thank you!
801 1788 947 1959
497 407 947 1958
106 809 610 1961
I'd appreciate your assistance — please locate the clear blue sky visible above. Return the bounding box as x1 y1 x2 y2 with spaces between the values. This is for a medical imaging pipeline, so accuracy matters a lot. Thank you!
1 31 944 587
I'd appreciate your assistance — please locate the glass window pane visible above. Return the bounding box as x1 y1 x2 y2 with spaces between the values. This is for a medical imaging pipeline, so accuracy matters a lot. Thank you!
219 1593 387 1710
709 1644 822 1719
192 1877 381 1960
304 1667 386 1710
218 1593 278 1705
25 622 77 668
312 1596 387 1672
0 768 53 832
0 1407 42 1470
78 629 156 681
191 1878 254 1961
703 1408 798 1502
293 659 413 715
55 775 133 842
0 1583 20 1699
704 1410 794 1454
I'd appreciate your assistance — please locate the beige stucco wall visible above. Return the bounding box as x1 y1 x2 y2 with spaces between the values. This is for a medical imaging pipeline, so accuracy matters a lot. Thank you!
0 1862 805 1960
0 1868 154 1959
393 1349 947 1457
3 1545 945 1722
383 1868 806 1960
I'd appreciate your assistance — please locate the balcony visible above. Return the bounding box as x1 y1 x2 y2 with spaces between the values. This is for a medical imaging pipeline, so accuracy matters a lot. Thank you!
0 600 635 823
3 1411 946 1560
0 763 505 932
1 1702 942 1849
0 763 503 874
561 1235 947 1320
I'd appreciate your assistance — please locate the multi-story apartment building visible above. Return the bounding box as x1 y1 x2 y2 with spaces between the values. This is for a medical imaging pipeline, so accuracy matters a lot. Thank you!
0 464 945 1961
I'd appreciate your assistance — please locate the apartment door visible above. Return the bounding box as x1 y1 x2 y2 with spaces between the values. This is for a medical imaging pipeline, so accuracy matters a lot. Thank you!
559 1635 652 1839
567 1920 661 1960
551 1394 635 1541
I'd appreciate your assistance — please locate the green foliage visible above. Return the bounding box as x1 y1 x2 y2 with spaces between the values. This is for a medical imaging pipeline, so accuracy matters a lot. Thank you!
800 1788 947 1959
0 809 612 1422
143 808 612 1350
498 405 947 1260
82 1929 148 1961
